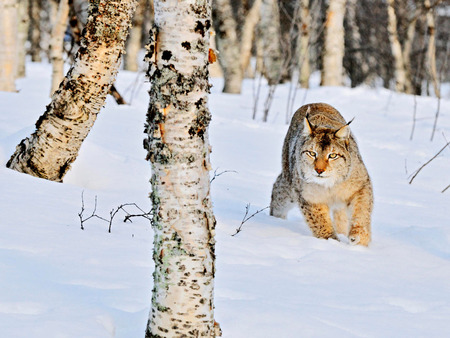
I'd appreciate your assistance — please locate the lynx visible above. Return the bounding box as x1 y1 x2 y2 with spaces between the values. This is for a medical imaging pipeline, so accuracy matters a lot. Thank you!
270 103 373 246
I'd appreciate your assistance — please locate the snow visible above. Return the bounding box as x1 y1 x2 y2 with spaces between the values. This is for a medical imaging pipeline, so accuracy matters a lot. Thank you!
1 62 450 337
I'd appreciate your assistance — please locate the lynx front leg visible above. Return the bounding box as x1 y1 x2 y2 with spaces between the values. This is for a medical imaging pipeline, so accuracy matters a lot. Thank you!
348 184 373 246
333 208 349 236
270 174 295 219
300 201 338 241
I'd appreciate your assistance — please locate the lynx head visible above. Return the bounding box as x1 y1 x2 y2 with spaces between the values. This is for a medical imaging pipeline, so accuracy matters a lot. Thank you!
296 115 353 188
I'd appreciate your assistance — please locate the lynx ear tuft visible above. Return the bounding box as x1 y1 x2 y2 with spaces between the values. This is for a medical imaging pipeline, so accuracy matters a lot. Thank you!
303 108 314 136
335 125 350 139
335 118 354 139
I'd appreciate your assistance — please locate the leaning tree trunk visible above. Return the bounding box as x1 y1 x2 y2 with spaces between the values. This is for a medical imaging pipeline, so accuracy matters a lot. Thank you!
7 0 137 181
50 0 70 95
144 0 219 336
0 0 18 92
213 0 242 93
321 0 346 86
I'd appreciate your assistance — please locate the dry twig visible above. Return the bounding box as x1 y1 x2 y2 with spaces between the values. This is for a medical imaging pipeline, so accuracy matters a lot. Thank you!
78 193 151 232
231 203 269 236
408 140 450 184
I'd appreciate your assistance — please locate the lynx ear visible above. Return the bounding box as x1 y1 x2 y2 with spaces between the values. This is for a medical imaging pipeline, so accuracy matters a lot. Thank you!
303 108 314 136
335 118 354 139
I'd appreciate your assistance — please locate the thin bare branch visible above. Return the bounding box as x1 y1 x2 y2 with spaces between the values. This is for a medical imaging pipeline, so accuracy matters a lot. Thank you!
232 204 269 236
210 168 238 183
408 140 450 184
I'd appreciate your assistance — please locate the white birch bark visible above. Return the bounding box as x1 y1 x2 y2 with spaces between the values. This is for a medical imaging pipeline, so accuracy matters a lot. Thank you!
7 0 137 181
144 0 219 336
297 0 310 88
321 0 346 86
386 0 412 93
260 0 283 85
213 0 242 93
50 0 70 95
0 0 18 92
17 0 29 78
425 0 440 98
240 0 262 75
124 0 146 72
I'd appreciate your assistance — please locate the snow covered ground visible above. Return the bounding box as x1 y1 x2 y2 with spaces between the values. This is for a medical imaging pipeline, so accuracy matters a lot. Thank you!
1 62 449 337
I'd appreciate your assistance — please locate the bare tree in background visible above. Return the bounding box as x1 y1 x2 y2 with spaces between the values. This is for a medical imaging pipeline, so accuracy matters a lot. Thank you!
29 0 43 62
124 0 153 71
321 0 346 86
213 0 262 93
7 0 137 181
260 0 283 84
17 0 29 78
0 0 18 92
49 0 70 95
144 0 220 336
297 0 311 88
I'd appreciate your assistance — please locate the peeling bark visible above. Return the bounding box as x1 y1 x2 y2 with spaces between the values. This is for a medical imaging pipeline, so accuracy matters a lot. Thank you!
7 0 137 181
0 0 18 92
144 1 219 336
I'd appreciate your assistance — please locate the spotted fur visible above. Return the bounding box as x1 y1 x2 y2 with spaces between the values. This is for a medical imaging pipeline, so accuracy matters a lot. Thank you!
270 103 373 246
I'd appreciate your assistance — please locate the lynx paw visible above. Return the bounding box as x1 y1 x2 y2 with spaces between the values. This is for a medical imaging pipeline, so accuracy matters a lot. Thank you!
349 234 360 245
348 227 370 246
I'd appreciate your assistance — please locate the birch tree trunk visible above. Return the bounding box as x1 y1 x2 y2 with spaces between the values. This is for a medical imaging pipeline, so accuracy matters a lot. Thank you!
424 0 440 98
240 0 262 76
7 0 137 181
17 0 29 78
386 0 413 93
346 0 370 87
321 0 346 86
123 0 146 71
297 0 310 88
0 0 18 92
213 0 242 93
50 0 70 95
144 0 219 336
260 0 283 85
29 0 42 62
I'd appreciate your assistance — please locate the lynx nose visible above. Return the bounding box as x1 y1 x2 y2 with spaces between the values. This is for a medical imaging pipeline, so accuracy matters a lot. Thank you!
315 167 325 174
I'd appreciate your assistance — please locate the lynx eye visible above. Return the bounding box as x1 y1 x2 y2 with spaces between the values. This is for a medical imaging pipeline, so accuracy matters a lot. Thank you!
306 151 317 158
328 153 339 159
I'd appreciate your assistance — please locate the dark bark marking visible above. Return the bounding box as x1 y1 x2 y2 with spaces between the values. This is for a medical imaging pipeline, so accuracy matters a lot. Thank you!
162 50 172 61
181 41 191 50
194 21 205 37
